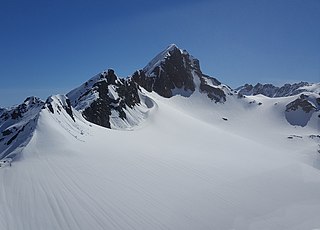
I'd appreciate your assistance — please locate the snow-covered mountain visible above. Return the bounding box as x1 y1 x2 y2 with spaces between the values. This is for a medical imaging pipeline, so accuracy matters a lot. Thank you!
65 44 231 130
0 95 87 160
132 44 230 103
237 82 319 97
236 81 320 127
67 69 152 130
0 97 43 159
1 44 320 230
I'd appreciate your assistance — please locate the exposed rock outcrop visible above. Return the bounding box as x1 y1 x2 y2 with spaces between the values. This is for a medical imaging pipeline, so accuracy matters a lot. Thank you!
67 69 144 129
285 94 319 127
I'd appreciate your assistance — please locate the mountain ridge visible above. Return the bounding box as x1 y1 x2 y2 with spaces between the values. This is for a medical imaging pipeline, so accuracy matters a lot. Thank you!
0 44 319 161
236 82 319 98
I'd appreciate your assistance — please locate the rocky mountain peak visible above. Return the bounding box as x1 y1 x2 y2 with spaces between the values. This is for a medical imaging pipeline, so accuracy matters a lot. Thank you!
142 44 185 75
67 69 146 129
132 44 227 102
65 43 229 131
131 44 199 98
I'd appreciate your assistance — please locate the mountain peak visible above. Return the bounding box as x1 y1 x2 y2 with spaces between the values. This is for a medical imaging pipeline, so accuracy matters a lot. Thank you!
67 69 150 129
166 43 179 52
132 44 198 97
143 44 182 76
132 44 227 102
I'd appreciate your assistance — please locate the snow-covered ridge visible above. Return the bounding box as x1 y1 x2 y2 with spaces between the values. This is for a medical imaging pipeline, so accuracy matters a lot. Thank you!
67 69 153 130
66 73 102 111
0 97 44 159
0 94 90 160
237 82 318 97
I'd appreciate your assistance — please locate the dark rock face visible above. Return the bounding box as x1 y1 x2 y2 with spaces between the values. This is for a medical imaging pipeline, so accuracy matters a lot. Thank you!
100 69 117 84
82 98 112 128
285 94 316 113
2 129 12 136
68 69 141 129
285 94 319 127
65 99 74 121
131 70 153 92
117 79 141 108
6 125 25 145
237 82 310 98
199 75 226 103
132 45 196 98
0 97 43 122
132 44 227 103
44 96 75 122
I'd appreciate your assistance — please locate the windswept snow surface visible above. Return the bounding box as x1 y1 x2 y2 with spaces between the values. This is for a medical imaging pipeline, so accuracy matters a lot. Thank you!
1 91 320 230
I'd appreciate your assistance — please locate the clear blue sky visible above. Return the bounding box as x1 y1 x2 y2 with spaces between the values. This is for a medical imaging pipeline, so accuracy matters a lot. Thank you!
1 0 319 107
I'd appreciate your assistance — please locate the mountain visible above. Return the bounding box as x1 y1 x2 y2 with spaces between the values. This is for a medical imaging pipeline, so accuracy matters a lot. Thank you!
132 44 229 103
1 43 319 160
237 82 320 97
66 69 151 130
1 44 320 230
0 95 84 160
0 97 43 159
65 44 231 130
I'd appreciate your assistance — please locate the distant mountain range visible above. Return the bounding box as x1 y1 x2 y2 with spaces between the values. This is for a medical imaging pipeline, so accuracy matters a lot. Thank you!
236 82 320 97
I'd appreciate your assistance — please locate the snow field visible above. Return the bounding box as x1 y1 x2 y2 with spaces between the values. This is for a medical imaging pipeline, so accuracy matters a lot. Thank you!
1 91 320 230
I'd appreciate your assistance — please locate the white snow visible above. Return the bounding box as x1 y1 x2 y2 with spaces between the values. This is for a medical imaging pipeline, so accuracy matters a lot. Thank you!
300 83 320 94
1 89 320 230
109 94 155 131
67 74 101 111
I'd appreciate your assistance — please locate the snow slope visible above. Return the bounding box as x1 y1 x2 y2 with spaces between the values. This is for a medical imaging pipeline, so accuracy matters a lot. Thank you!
1 88 320 230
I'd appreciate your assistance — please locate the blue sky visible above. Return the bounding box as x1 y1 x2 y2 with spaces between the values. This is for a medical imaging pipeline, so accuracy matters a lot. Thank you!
0 0 319 107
